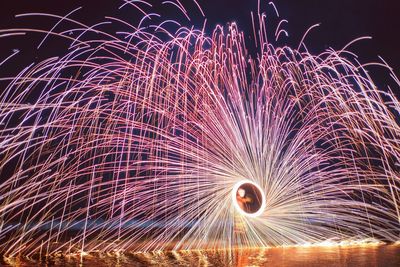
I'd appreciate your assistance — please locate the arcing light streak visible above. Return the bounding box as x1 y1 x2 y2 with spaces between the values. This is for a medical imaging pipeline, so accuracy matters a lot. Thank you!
0 1 399 257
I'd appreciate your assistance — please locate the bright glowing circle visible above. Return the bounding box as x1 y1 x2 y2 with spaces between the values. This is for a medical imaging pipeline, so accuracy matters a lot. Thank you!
232 180 266 217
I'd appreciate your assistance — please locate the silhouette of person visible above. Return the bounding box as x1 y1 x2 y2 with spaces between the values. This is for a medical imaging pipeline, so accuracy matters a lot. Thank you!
234 188 253 238
236 188 253 212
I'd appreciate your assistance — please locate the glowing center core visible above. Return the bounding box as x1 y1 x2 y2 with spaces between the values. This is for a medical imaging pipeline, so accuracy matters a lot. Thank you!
232 180 265 217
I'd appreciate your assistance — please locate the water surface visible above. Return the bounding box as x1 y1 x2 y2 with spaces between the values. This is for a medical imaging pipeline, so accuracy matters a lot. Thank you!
2 245 400 266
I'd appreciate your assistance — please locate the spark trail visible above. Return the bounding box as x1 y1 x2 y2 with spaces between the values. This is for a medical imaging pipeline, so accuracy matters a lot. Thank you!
0 0 399 257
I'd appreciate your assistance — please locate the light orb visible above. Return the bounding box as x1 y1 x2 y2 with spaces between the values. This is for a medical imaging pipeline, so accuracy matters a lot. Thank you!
232 180 266 217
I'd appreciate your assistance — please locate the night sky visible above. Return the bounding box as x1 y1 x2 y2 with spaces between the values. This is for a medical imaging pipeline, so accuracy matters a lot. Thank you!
0 1 400 257
0 0 399 94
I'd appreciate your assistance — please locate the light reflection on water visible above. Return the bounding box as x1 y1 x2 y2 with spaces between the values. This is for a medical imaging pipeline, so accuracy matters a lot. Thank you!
3 245 400 266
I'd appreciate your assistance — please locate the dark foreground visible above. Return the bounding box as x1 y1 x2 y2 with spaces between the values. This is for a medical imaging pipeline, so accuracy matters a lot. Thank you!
2 244 400 266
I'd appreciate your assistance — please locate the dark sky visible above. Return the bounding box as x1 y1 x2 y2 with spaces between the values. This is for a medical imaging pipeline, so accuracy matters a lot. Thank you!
0 0 399 94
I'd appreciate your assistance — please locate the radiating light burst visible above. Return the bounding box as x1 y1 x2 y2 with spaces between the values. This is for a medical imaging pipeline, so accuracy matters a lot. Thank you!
0 0 399 258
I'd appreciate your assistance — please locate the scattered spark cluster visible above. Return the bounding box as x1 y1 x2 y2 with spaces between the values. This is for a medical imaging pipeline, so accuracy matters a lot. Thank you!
0 0 399 257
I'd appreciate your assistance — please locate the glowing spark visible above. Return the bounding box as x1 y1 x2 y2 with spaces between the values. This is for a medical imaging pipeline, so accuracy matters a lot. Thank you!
0 0 399 258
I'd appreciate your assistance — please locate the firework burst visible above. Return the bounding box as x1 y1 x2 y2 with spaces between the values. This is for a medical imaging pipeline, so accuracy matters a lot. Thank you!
0 1 399 257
